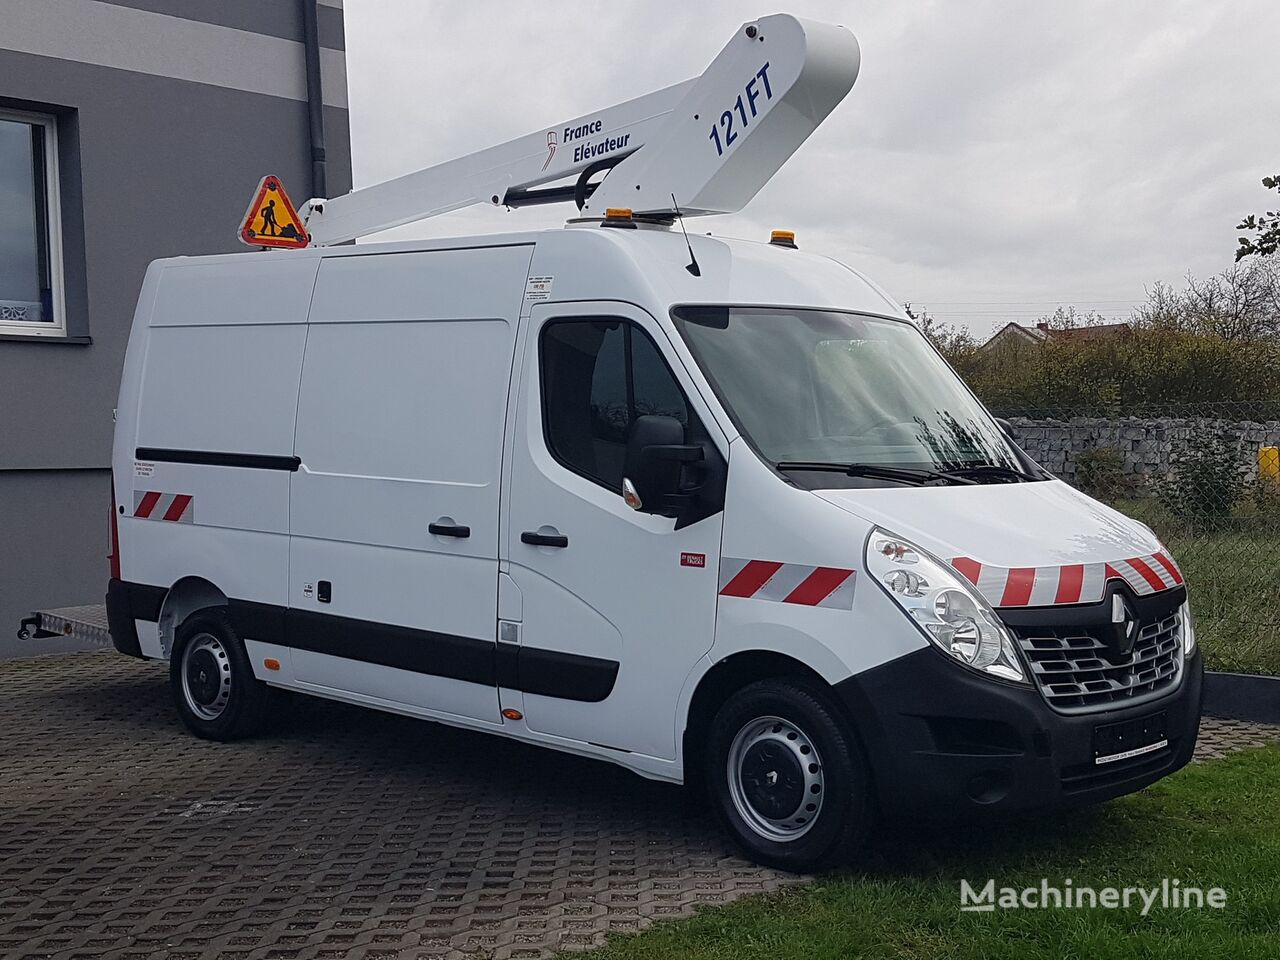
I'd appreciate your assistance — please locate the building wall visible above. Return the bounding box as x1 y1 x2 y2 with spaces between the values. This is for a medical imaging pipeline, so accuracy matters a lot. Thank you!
1 470 112 657
0 0 351 658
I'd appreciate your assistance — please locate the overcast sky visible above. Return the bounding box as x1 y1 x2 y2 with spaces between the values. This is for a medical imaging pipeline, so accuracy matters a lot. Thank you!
344 1 1280 337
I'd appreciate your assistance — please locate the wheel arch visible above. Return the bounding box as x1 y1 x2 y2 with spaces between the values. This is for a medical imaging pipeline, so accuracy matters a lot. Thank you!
158 577 228 658
681 650 839 790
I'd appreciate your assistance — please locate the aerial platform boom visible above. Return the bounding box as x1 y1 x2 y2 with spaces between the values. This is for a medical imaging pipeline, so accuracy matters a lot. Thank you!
301 14 860 246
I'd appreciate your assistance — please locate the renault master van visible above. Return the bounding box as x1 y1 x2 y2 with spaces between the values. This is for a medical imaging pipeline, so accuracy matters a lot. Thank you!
106 220 1202 870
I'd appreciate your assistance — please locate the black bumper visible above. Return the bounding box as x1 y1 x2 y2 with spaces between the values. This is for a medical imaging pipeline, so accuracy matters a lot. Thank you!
105 578 166 659
835 645 1203 815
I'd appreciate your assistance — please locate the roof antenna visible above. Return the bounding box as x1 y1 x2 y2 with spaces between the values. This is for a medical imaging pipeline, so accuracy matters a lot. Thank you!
672 193 701 277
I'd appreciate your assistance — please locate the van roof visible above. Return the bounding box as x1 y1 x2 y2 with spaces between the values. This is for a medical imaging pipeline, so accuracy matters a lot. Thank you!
148 226 906 321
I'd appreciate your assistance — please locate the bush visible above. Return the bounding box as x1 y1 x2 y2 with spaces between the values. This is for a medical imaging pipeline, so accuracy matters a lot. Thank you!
1157 431 1246 529
1073 446 1128 497
1250 476 1280 529
927 262 1280 416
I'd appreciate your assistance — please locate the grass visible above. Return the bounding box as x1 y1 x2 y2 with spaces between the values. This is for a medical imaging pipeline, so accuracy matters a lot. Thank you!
1109 498 1280 675
571 746 1280 959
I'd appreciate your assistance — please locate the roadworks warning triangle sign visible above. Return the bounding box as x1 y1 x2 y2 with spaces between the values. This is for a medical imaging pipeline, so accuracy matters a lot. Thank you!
239 175 310 249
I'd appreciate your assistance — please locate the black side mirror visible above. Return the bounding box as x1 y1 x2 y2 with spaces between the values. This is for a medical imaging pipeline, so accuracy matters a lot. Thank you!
994 416 1016 438
623 415 703 517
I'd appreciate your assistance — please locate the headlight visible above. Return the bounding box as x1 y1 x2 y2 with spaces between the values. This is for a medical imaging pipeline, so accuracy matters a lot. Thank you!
865 528 1027 683
1180 600 1196 657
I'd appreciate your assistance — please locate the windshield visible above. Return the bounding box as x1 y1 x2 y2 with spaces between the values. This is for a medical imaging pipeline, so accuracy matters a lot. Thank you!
671 306 1024 479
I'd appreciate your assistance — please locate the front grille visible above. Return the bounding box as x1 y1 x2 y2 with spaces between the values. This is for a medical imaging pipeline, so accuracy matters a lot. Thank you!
1014 612 1183 713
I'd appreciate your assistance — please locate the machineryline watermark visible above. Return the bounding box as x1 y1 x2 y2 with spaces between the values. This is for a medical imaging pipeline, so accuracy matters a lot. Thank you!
960 879 1227 916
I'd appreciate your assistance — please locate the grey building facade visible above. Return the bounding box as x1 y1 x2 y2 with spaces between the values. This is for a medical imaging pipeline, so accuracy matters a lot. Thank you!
1 0 352 657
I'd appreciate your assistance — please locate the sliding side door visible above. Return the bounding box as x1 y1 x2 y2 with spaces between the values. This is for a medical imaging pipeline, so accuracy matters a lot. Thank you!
287 246 532 724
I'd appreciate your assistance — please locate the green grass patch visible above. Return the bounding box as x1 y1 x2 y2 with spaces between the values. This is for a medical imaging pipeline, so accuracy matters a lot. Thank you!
575 746 1280 960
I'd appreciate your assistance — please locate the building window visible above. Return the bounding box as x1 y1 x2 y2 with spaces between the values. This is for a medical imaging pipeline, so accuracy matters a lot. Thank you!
0 109 64 337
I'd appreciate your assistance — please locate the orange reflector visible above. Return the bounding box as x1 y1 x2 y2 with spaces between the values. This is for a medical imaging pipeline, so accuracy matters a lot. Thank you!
604 207 633 220
501 708 523 721
770 229 797 248
263 658 281 671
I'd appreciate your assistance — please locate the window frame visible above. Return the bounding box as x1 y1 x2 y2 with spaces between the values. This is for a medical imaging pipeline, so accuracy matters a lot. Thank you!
537 316 695 496
0 107 66 338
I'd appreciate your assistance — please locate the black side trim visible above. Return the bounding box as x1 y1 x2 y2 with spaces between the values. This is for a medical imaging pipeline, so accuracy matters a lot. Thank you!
106 578 168 658
495 643 520 689
278 608 619 702
112 581 621 703
228 599 286 645
515 646 619 703
135 447 301 472
494 641 615 702
282 608 495 686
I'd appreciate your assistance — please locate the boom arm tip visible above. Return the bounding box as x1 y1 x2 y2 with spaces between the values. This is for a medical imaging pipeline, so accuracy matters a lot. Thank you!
303 13 860 245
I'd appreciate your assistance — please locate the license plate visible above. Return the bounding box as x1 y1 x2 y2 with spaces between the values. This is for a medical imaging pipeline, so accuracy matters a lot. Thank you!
1093 711 1168 765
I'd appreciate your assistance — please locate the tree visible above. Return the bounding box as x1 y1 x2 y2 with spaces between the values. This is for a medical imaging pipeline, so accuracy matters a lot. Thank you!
1235 174 1280 261
904 302 977 355
919 265 1280 414
1135 261 1279 340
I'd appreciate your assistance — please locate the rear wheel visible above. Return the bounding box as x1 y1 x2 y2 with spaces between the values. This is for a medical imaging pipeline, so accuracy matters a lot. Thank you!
706 679 873 871
170 610 272 740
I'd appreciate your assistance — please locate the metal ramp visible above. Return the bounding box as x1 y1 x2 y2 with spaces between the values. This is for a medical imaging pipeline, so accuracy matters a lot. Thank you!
17 604 111 647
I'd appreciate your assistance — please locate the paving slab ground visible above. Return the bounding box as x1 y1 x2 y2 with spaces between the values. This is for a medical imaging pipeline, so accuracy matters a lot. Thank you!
2 651 1277 960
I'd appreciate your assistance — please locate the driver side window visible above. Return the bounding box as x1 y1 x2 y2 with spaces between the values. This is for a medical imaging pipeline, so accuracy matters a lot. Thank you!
540 319 691 493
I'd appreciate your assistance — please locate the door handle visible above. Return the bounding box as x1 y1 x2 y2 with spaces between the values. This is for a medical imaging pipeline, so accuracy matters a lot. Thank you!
521 530 568 548
429 521 471 538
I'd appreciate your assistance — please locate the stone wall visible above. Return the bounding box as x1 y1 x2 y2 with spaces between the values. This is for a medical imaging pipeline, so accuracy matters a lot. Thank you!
1007 416 1280 486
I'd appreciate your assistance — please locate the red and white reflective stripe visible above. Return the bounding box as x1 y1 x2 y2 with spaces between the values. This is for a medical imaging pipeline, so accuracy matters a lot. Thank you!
950 551 1183 608
133 490 194 524
718 558 856 609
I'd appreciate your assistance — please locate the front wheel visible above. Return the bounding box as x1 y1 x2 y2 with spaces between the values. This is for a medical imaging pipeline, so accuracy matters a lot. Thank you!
170 610 273 741
706 679 874 872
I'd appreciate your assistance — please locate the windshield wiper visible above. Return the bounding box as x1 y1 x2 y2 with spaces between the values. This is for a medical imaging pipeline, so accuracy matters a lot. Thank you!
938 463 1043 483
775 461 977 486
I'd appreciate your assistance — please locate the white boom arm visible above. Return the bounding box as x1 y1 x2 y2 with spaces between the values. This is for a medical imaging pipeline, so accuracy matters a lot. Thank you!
302 14 859 245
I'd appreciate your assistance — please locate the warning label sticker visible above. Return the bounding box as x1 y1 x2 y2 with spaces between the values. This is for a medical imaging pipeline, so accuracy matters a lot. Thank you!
525 275 554 301
134 461 155 479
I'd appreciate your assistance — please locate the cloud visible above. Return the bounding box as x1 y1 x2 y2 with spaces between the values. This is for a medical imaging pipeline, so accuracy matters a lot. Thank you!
344 0 1280 335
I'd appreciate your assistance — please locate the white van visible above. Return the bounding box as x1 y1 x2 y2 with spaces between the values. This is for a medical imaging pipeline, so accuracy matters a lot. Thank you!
107 220 1201 870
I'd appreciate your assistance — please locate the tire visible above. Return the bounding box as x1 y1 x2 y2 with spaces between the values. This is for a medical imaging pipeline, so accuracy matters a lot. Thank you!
170 609 273 741
705 678 874 872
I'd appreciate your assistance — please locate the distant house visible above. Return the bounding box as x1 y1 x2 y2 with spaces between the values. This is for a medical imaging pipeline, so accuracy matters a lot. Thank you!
979 320 1132 354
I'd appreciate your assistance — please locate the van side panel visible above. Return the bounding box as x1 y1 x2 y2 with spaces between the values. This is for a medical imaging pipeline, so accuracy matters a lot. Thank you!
119 258 318 618
287 246 534 723
137 324 308 461
148 255 321 327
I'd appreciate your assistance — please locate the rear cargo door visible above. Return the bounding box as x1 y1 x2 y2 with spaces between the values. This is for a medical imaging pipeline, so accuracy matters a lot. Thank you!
288 246 532 724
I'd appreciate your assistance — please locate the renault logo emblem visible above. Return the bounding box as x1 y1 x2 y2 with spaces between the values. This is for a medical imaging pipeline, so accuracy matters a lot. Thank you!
1110 593 1138 656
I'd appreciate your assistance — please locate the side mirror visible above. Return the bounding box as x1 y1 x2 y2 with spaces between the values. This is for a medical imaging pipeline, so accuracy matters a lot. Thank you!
994 416 1016 438
623 415 703 517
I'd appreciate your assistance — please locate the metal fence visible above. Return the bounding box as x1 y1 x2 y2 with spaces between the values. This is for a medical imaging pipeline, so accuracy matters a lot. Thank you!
997 401 1280 676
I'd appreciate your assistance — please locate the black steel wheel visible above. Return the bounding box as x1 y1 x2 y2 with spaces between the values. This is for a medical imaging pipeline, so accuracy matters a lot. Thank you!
170 609 273 741
706 678 874 871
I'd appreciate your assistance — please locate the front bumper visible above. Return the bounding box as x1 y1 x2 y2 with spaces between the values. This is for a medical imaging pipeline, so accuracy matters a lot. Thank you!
834 644 1203 815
